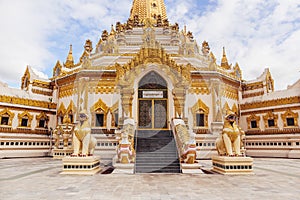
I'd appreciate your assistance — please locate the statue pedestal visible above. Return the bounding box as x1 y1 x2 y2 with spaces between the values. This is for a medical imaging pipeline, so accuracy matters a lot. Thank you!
52 149 73 159
212 156 254 175
61 156 102 175
181 163 203 174
112 155 134 174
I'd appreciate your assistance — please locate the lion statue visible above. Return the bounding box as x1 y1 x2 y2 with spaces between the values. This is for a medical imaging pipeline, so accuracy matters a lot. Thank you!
71 110 97 157
216 110 245 156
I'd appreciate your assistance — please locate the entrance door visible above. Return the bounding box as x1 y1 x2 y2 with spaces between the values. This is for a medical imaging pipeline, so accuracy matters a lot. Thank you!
138 72 168 130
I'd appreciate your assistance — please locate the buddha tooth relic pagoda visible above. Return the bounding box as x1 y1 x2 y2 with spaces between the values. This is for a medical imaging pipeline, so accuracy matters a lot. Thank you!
0 0 299 164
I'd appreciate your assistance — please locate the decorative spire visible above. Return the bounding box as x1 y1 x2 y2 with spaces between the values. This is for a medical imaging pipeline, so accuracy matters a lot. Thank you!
130 0 168 24
65 44 74 68
221 47 230 69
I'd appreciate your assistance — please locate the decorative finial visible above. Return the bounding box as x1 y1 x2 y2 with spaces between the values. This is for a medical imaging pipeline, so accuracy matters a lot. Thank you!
65 44 74 68
221 47 230 69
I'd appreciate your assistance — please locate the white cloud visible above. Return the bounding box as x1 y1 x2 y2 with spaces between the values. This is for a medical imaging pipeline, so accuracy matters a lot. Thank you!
0 0 299 90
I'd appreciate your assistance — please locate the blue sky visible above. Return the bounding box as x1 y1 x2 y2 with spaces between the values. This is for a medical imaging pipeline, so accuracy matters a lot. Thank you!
0 0 299 90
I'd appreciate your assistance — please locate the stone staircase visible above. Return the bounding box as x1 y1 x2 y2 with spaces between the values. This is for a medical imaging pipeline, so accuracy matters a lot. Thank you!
135 130 181 173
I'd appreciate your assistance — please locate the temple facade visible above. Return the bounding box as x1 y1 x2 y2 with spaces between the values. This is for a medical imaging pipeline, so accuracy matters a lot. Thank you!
1 0 299 160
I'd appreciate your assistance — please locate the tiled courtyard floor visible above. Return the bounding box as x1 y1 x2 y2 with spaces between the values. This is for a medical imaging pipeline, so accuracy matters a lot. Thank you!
0 157 299 200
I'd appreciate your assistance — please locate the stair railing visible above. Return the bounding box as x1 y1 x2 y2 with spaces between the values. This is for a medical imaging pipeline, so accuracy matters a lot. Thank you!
170 119 183 172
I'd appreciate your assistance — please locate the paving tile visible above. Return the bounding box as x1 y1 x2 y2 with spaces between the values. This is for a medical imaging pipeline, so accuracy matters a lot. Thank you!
0 158 300 199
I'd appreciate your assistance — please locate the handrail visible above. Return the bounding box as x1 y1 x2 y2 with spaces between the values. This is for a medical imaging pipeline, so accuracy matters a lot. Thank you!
170 121 182 172
134 129 138 173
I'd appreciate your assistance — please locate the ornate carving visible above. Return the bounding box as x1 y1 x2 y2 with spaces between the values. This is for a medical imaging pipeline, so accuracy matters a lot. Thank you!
0 108 15 126
281 109 299 127
241 96 300 110
36 112 49 129
57 103 66 122
189 79 210 95
18 110 33 128
90 99 109 127
0 96 56 109
242 91 264 98
202 41 210 55
246 114 261 129
191 99 209 128
263 111 278 129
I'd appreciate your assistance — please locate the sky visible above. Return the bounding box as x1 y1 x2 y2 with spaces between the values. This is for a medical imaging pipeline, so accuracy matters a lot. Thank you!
0 0 299 90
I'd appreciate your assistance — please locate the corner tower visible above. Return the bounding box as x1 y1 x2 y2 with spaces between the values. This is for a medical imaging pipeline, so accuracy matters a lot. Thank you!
130 0 167 23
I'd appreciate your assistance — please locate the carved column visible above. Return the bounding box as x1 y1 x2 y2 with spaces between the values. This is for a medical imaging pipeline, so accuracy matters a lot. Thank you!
210 79 223 135
77 77 89 115
121 87 134 118
173 88 186 119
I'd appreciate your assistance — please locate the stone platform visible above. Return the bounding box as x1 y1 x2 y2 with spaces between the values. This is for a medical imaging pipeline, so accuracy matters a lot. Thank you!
52 149 73 159
212 156 253 175
0 158 300 199
61 156 101 175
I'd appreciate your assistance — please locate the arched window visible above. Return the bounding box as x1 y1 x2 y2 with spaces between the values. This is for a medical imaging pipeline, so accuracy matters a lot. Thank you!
90 99 109 128
191 99 209 128
18 111 33 128
0 108 15 126
246 114 260 129
281 109 298 127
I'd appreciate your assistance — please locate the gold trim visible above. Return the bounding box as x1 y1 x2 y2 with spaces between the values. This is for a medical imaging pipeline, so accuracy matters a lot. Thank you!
0 95 56 109
241 96 300 110
90 99 109 127
191 99 209 128
0 108 15 126
57 103 66 116
18 110 33 128
281 109 299 127
246 114 260 129
263 111 278 129
35 112 49 129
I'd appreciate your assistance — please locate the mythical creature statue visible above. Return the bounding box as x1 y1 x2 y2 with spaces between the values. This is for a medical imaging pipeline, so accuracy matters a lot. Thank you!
216 110 245 156
72 110 97 157
53 115 74 149
202 41 210 55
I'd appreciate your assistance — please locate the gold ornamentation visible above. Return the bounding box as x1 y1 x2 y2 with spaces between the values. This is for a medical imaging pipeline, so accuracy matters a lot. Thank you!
242 91 264 98
191 99 209 128
189 81 210 95
64 44 74 68
246 114 261 129
232 103 238 115
223 85 239 100
263 111 278 128
66 101 76 116
242 81 264 91
222 102 230 115
241 96 300 110
130 0 168 25
18 110 33 128
32 89 52 96
281 109 299 127
21 66 30 90
57 103 66 116
0 95 56 109
90 99 109 127
36 112 49 129
0 108 15 126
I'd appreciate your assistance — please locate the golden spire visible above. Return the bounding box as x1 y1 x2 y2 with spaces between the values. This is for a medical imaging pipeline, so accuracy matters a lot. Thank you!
221 47 230 69
65 44 74 68
130 0 167 23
